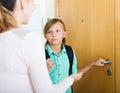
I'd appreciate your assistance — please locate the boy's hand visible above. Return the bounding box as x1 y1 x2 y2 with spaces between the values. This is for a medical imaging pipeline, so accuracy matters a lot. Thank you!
93 58 105 66
46 58 55 71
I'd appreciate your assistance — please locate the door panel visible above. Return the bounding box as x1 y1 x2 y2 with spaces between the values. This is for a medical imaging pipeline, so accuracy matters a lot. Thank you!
56 0 115 93
116 0 120 93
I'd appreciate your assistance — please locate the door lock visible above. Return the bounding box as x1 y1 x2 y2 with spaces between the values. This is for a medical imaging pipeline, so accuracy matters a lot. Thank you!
106 69 112 76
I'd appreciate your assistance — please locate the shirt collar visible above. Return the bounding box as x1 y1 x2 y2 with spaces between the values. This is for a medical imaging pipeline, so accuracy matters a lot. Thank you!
45 44 67 55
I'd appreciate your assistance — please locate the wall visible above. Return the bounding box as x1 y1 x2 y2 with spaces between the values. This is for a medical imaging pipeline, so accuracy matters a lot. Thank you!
22 0 55 31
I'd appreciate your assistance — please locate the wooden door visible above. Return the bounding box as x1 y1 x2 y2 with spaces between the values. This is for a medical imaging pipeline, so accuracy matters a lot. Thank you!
55 0 115 93
116 0 120 93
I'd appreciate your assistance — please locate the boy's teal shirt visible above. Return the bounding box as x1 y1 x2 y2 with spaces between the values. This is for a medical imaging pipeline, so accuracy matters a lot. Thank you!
45 44 78 93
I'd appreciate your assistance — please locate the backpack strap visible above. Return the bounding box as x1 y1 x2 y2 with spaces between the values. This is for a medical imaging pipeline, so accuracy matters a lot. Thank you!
45 49 50 59
65 45 74 75
45 45 74 75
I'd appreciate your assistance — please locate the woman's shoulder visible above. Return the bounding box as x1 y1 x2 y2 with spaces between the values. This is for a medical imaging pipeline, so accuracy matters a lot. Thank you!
13 28 41 40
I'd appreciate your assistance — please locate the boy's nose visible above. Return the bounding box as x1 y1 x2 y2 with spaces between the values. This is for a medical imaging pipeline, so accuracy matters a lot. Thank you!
52 32 56 37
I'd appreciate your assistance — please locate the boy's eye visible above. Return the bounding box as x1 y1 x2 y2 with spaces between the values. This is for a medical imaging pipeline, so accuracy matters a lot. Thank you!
47 31 52 34
56 29 60 32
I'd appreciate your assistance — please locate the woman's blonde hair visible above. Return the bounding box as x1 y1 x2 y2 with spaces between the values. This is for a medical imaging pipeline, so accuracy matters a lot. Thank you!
0 0 18 33
44 18 66 45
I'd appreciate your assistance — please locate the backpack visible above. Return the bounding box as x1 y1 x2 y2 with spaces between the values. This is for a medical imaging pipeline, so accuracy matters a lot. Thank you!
45 45 74 75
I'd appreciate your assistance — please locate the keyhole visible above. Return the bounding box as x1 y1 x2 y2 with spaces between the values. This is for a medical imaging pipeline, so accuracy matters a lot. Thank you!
106 69 112 76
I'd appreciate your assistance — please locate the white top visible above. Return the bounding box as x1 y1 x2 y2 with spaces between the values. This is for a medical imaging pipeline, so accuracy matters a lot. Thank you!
0 29 73 93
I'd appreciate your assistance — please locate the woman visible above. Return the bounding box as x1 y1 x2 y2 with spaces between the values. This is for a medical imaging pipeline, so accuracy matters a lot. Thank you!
0 0 83 93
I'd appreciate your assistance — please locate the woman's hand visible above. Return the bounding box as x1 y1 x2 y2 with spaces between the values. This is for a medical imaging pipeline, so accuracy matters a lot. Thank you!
46 58 55 71
70 72 83 82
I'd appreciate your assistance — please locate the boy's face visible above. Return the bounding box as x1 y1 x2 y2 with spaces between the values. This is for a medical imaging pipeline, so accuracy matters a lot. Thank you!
45 22 66 46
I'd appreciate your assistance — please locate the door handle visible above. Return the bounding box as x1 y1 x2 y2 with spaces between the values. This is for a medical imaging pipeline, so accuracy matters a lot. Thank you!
101 59 112 76
101 59 112 65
